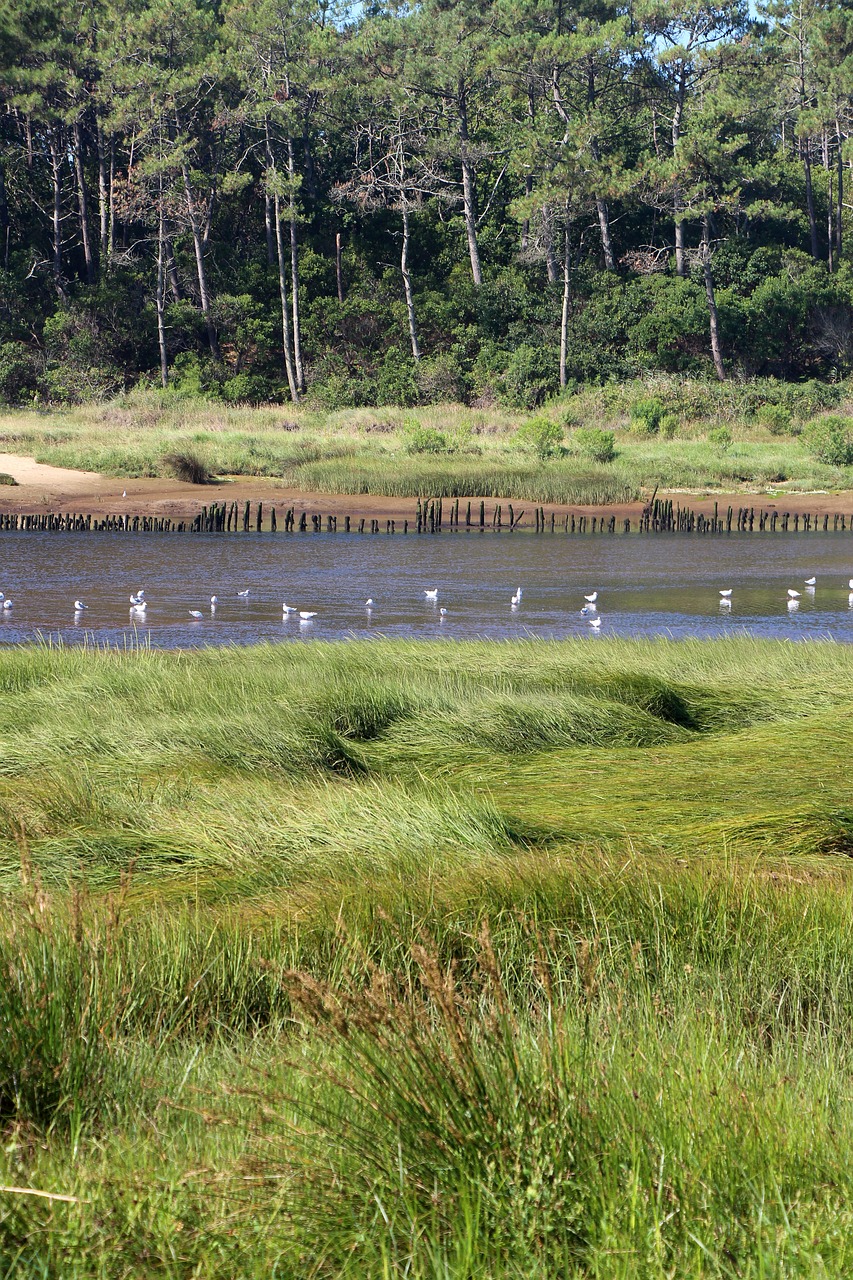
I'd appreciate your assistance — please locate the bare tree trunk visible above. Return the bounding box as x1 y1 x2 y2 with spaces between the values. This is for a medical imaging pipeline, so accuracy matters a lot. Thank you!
543 205 559 283
401 205 421 363
802 138 819 261
96 121 109 259
673 73 686 276
559 219 571 389
107 135 115 258
156 176 169 388
165 239 181 300
701 213 725 381
72 120 95 285
286 138 305 392
274 193 300 404
180 160 220 361
837 123 844 263
48 132 66 300
594 194 615 270
458 84 483 286
336 231 344 303
521 175 532 252
0 159 9 270
264 192 275 265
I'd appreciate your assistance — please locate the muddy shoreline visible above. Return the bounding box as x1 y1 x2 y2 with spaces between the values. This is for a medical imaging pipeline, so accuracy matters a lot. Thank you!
2 453 853 527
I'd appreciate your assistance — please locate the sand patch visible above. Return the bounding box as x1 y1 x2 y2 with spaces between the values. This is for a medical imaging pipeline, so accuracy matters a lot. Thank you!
0 453 102 490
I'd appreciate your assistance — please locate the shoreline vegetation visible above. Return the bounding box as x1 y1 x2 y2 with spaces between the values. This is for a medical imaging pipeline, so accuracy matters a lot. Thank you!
4 637 853 1273
5 378 853 514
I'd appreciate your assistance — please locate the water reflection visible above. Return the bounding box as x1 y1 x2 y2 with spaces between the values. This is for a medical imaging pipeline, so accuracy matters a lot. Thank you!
0 530 852 646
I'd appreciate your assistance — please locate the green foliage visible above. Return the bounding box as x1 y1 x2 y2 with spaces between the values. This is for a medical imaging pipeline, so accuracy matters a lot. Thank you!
500 345 557 410
515 416 563 460
708 425 733 451
757 403 794 435
0 472 17 485
629 395 668 435
162 450 214 484
404 423 449 454
573 426 616 462
802 415 853 466
376 347 419 407
0 342 40 405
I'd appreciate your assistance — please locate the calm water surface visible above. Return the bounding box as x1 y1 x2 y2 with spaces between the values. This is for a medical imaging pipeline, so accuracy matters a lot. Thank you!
2 531 853 646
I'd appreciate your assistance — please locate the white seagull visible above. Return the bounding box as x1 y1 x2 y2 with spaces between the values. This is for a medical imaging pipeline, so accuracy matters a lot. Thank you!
511 589 522 606
719 589 733 598
122 489 127 498
805 577 816 586
584 592 598 603
787 589 801 599
0 593 4 602
439 607 448 616
210 595 218 605
366 598 375 608
424 588 438 600
132 600 148 613
2 600 12 609
299 611 317 620
189 610 203 619
237 589 250 598
282 602 297 614
129 593 143 606
74 600 88 611
589 616 602 630
848 579 853 590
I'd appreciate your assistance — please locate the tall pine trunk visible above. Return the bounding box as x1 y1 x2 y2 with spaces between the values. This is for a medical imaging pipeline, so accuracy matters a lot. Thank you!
273 193 300 404
401 204 421 362
802 139 819 261
72 120 95 285
701 213 725 381
49 131 66 300
559 218 571 389
96 121 109 260
156 174 169 389
458 83 482 286
286 138 305 392
180 159 220 360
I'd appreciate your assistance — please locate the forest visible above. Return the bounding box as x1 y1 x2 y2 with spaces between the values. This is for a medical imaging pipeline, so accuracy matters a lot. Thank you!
1 0 853 409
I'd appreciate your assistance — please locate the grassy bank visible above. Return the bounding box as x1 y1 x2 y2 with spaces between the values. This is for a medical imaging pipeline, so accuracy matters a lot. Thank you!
4 375 853 502
3 637 853 1275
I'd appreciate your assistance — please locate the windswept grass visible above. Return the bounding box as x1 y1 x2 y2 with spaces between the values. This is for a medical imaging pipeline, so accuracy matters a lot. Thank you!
3 636 853 1274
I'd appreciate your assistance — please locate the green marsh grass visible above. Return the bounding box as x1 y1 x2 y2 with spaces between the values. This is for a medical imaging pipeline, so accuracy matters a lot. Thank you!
5 378 853 498
3 637 853 1273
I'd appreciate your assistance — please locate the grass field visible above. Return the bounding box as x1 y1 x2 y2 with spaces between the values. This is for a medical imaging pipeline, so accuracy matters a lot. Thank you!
3 375 853 501
2 636 853 1275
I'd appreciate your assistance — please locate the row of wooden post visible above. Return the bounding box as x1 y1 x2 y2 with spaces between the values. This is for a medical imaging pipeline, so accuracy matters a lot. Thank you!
1 498 852 535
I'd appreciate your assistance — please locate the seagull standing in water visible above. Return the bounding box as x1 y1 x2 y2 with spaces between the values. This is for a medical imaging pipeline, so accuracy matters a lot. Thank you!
189 610 203 619
439 607 448 618
424 588 438 600
74 600 88 611
366 598 375 609
589 616 602 630
282 602 297 614
584 592 598 603
237 589 250 598
787 589 801 599
299 611 317 621
2 599 12 610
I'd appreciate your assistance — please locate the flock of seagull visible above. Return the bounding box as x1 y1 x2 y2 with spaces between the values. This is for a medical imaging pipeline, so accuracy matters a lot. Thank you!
717 575 853 615
2 577 853 630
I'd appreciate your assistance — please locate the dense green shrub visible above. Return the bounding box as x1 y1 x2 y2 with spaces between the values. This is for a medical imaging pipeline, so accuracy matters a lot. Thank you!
0 341 40 404
757 403 793 435
802 416 853 465
501 345 557 409
573 427 616 463
376 347 419 406
405 424 449 454
515 416 564 459
629 396 668 435
708 426 733 451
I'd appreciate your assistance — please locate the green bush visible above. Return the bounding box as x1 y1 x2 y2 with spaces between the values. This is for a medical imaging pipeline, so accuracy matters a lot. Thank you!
658 412 679 439
500 345 557 409
802 415 853 465
0 473 17 486
757 403 793 435
708 426 733 451
515 416 564 460
404 424 449 454
376 347 419 407
573 427 616 463
0 341 40 404
629 395 667 435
